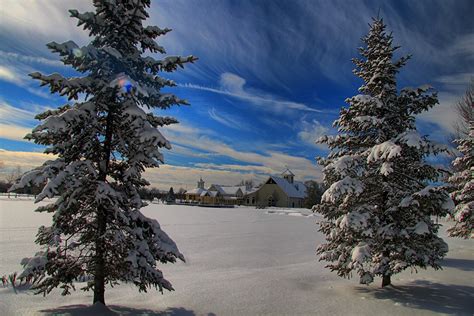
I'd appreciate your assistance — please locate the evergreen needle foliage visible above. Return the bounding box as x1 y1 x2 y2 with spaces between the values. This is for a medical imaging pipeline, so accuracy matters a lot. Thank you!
447 123 473 239
314 18 453 287
10 0 197 304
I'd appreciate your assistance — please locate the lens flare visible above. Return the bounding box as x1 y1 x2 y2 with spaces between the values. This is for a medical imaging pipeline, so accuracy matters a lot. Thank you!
109 73 136 95
118 77 134 94
72 48 83 58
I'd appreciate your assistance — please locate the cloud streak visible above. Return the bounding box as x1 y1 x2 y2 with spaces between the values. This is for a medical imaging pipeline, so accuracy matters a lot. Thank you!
0 62 55 99
0 124 31 142
143 164 262 191
0 66 23 85
0 50 63 68
417 92 461 135
181 72 323 113
0 149 54 170
163 121 322 182
0 101 35 123
208 107 251 131
297 119 330 150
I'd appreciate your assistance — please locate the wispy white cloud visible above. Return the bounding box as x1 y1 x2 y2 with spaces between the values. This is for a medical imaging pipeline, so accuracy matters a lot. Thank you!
0 62 54 99
0 149 53 170
0 101 34 124
164 124 321 181
436 73 473 90
194 163 275 175
146 148 322 190
0 50 63 67
208 107 250 131
0 124 31 141
181 72 323 113
165 143 221 160
143 164 261 191
0 66 23 85
417 92 460 135
0 100 50 142
297 119 330 150
449 34 474 60
0 0 92 48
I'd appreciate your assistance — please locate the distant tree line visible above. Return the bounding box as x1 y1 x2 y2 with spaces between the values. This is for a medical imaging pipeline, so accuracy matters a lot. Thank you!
303 180 325 209
0 164 186 202
0 166 45 195
137 186 186 202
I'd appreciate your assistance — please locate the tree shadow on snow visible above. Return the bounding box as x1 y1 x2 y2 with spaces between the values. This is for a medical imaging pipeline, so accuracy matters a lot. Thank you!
356 280 474 315
40 304 216 316
441 258 474 271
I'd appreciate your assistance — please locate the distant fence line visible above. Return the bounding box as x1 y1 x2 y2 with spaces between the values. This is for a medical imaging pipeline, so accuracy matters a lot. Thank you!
0 193 39 199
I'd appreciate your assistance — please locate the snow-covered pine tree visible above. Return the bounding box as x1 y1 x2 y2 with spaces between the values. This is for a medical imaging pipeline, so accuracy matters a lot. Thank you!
314 18 453 287
10 0 197 305
447 123 473 238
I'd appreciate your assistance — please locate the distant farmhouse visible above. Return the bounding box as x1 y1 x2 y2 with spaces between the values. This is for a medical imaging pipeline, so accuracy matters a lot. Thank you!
246 169 307 208
184 169 307 208
185 178 255 206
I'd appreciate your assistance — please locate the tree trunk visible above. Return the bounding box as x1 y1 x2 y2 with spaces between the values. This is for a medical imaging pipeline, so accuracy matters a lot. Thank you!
381 274 391 287
93 110 114 305
93 207 106 304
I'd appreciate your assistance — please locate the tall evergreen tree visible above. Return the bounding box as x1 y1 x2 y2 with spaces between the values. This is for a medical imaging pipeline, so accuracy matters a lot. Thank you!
447 123 473 238
314 18 453 287
10 0 197 305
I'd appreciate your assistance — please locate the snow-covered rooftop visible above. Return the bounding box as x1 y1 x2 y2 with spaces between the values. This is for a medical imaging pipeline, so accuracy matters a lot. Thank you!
269 176 307 199
209 184 243 196
186 188 207 195
281 168 295 176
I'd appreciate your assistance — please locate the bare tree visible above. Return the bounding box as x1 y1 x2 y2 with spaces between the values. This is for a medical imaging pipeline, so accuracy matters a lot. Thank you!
453 79 473 139
5 166 22 186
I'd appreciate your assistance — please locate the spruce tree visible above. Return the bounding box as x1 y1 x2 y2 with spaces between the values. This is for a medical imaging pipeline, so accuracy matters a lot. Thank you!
166 187 176 203
447 123 473 238
10 0 197 304
314 18 453 287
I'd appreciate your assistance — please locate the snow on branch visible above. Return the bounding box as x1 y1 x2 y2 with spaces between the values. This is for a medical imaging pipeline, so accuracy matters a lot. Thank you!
366 141 401 163
322 176 364 203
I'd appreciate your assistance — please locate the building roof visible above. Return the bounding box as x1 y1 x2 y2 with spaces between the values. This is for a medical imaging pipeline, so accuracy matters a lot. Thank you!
221 186 243 196
209 191 219 197
281 168 295 176
186 188 207 195
268 176 307 198
209 184 243 196
237 185 257 195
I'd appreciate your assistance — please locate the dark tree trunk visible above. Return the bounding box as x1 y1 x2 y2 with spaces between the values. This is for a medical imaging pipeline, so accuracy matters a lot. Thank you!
380 190 391 289
93 110 114 305
93 207 106 304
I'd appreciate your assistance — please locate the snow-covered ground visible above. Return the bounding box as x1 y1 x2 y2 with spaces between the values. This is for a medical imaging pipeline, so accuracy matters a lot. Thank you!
0 199 472 315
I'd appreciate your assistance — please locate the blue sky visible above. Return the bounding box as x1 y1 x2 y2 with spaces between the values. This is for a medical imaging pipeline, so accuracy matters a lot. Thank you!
0 0 472 190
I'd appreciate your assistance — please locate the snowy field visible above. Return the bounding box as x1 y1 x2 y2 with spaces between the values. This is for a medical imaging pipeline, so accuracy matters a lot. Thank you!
0 199 473 315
